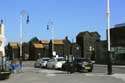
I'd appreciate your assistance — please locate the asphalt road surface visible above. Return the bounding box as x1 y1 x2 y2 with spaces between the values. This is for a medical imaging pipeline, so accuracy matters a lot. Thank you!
0 61 125 83
93 64 125 73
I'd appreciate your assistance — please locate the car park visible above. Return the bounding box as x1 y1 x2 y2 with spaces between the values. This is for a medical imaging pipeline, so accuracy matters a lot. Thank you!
62 57 93 73
34 57 50 68
46 57 66 69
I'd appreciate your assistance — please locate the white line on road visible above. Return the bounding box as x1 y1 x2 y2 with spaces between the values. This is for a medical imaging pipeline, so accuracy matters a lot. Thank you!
46 74 56 77
85 73 108 77
38 69 64 77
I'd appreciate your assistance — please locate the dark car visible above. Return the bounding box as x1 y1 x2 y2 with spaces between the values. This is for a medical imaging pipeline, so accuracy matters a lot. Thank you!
62 58 93 73
74 58 93 72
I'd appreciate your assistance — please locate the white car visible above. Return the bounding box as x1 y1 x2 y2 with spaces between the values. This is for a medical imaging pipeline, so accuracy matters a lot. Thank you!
34 57 50 68
46 57 66 69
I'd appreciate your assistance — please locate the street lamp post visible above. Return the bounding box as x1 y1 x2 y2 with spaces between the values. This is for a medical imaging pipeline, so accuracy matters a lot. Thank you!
47 20 55 56
106 0 112 75
19 10 29 69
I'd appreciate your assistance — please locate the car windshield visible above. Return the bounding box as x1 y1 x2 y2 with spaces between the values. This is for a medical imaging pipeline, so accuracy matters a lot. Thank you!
37 58 50 62
75 58 91 63
57 58 65 61
42 58 50 61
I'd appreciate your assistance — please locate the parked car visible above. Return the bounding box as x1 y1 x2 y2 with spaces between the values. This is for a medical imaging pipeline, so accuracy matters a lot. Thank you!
34 57 50 68
46 57 66 69
62 58 93 73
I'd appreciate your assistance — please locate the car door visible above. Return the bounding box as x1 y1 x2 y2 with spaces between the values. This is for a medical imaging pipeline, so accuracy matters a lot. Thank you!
47 58 55 68
50 59 56 68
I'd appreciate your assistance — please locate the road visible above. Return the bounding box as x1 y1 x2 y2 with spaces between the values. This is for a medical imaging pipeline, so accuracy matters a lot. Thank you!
0 61 125 83
93 64 125 73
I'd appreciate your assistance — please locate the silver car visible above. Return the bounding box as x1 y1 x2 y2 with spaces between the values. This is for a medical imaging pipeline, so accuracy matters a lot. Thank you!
34 57 50 68
46 57 66 69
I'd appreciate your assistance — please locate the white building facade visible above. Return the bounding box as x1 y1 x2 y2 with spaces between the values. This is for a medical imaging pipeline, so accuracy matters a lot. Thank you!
0 20 5 57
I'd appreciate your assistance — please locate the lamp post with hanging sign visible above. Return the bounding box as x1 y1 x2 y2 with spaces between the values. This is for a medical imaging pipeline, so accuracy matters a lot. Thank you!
47 19 56 56
19 10 29 70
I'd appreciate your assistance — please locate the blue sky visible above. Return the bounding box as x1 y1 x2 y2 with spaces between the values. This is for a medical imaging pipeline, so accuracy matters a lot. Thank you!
0 0 125 43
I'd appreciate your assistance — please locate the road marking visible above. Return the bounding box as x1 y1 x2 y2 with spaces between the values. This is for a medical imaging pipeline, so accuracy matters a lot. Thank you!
85 73 108 77
38 69 64 77
46 73 56 77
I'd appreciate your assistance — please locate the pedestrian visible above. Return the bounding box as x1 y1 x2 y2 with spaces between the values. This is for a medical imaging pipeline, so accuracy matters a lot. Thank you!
10 59 17 73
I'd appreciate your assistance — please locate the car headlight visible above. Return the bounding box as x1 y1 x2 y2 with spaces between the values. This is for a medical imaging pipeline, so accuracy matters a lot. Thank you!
83 62 88 65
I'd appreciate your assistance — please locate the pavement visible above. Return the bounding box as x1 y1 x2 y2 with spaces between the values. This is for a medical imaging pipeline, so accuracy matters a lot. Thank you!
85 73 125 82
95 64 125 68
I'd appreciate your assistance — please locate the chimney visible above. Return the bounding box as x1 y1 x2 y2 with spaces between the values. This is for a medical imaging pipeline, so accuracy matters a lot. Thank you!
1 19 3 24
65 36 68 40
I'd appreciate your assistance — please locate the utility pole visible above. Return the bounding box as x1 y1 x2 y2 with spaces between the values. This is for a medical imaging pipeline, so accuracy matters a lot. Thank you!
106 0 112 75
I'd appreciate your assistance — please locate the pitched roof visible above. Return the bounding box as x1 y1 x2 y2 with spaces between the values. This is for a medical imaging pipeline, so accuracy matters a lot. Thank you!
77 31 89 37
33 44 44 48
9 42 18 47
40 40 49 44
29 37 39 43
77 31 100 38
90 32 100 38
52 40 64 45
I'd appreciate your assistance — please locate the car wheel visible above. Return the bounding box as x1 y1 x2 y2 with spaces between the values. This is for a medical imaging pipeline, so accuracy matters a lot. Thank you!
88 69 93 72
74 67 77 72
46 64 48 69
53 65 55 69
45 65 47 68
40 64 42 68
62 65 65 71
69 66 75 74
69 69 75 74
34 64 37 68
